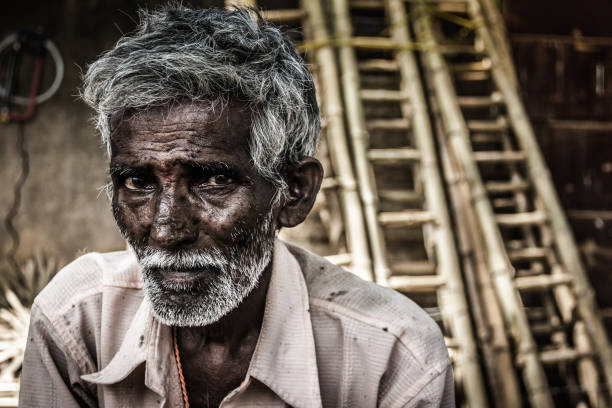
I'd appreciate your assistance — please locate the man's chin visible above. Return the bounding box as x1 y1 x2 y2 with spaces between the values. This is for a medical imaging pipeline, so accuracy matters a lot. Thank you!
141 272 258 327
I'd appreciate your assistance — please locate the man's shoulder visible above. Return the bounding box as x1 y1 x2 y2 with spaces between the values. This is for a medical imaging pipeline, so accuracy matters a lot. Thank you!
286 242 447 367
34 250 141 321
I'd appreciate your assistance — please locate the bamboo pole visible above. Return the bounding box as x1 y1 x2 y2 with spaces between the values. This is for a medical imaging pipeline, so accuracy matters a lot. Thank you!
435 112 521 407
386 0 488 405
411 3 554 406
477 0 518 90
465 0 612 398
302 0 373 282
331 0 391 284
498 123 602 405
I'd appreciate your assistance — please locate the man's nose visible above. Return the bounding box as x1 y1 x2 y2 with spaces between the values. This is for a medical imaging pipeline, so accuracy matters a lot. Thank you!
150 186 198 248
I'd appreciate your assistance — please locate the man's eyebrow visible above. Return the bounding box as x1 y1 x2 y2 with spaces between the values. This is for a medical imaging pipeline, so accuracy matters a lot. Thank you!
187 161 232 173
109 163 151 176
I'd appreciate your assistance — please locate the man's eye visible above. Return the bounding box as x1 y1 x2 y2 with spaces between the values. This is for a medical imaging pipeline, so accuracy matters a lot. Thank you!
206 174 233 186
124 176 152 190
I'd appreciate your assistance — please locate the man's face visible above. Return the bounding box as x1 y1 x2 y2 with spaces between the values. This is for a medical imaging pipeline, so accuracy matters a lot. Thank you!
109 102 278 327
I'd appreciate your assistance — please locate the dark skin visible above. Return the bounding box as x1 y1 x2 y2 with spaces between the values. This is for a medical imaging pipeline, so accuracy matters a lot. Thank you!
110 102 323 407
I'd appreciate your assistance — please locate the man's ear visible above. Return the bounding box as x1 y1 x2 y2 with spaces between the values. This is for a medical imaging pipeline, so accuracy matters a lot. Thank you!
277 157 323 228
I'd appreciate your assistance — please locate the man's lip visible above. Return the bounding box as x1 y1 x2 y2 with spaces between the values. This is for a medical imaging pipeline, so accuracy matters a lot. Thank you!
161 269 207 284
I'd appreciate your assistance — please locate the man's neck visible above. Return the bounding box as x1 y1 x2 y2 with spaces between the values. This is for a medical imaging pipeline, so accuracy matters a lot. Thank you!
176 265 273 407
177 263 272 354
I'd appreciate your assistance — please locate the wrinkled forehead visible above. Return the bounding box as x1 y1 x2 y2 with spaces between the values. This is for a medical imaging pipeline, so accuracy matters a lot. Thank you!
109 100 253 149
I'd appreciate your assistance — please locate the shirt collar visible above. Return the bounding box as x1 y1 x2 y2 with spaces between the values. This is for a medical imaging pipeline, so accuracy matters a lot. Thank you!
245 239 322 408
81 239 322 408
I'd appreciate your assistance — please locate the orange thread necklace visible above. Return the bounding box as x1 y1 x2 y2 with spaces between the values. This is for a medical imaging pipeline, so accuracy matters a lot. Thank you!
173 326 190 408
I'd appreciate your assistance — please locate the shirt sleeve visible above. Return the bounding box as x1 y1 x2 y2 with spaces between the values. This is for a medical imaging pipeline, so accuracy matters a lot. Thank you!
19 304 97 408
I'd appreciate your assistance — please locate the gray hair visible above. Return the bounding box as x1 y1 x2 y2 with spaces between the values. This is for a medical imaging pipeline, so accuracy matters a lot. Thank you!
82 4 320 196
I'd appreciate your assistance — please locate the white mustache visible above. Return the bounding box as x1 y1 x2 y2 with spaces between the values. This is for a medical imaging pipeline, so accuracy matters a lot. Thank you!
136 247 228 271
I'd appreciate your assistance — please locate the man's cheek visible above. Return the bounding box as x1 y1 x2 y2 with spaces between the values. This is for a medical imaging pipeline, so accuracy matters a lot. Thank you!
113 202 152 241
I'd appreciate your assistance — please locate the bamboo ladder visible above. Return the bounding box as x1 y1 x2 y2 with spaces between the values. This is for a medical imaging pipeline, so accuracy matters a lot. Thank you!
412 0 612 406
226 0 373 281
328 0 487 405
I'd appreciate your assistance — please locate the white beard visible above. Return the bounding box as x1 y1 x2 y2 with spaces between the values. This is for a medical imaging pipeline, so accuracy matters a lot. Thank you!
131 210 275 327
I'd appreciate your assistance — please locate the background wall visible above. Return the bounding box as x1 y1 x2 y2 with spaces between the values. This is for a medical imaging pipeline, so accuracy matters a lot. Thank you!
0 1 226 274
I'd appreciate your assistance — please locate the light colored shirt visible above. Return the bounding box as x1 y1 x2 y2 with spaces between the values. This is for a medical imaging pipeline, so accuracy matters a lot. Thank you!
19 240 453 407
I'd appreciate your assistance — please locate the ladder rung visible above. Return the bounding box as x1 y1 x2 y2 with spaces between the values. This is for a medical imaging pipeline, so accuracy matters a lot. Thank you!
349 0 385 9
457 93 502 108
324 253 353 266
531 322 565 335
388 275 445 292
378 210 436 227
366 118 411 130
358 59 399 72
496 211 547 226
378 189 423 203
367 148 421 163
508 247 550 261
321 177 339 190
261 9 305 23
360 89 409 102
467 118 508 132
486 180 530 194
473 151 526 163
390 261 437 275
451 59 492 72
515 274 572 291
538 348 593 365
0 383 19 393
0 397 18 407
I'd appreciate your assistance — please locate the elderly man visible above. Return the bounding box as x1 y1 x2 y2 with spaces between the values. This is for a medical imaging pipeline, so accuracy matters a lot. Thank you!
19 5 453 408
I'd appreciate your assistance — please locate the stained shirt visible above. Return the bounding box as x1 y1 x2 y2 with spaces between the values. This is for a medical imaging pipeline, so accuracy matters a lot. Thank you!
19 240 454 407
